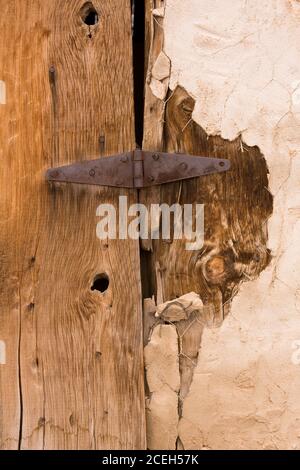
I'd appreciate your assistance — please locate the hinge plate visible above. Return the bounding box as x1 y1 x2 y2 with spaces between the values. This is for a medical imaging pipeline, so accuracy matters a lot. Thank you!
46 149 230 188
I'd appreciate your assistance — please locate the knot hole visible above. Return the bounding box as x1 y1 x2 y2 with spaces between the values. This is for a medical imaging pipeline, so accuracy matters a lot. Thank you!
80 2 99 37
91 273 110 293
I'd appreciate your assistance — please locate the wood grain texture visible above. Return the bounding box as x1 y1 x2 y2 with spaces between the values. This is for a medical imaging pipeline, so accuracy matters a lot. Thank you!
0 0 145 450
144 0 166 151
148 86 273 313
141 0 167 257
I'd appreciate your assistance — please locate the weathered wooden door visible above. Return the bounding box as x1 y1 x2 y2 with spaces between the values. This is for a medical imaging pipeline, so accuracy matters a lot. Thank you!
3 0 295 453
0 0 145 450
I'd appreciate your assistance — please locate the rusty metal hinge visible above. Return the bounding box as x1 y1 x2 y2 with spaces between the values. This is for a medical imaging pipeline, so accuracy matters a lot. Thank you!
46 149 230 189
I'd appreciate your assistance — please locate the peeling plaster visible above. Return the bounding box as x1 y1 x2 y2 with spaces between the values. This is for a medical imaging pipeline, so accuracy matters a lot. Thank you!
144 325 180 450
146 0 300 450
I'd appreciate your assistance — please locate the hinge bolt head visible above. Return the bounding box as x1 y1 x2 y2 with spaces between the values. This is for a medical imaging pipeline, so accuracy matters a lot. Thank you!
152 153 160 161
148 176 155 183
89 169 96 177
121 156 128 163
180 162 188 170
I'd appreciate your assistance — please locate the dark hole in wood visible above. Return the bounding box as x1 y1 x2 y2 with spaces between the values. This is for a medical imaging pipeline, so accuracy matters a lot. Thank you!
80 2 99 26
91 273 109 293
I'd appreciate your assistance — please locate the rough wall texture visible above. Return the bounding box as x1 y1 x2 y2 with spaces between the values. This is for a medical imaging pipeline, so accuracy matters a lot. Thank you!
146 0 300 449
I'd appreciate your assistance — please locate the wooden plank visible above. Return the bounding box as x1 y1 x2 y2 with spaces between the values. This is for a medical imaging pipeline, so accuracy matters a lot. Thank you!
142 1 273 449
0 0 145 450
147 0 300 452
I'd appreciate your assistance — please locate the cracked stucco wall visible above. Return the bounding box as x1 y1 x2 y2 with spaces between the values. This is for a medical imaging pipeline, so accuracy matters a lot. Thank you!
148 0 300 450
